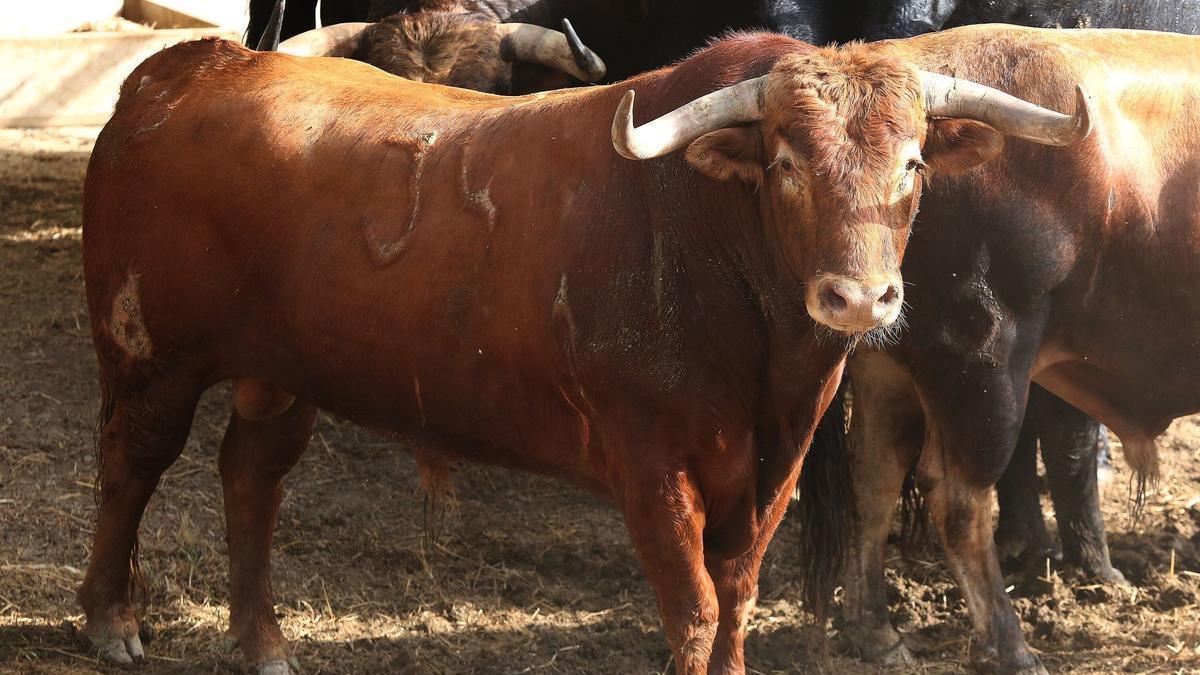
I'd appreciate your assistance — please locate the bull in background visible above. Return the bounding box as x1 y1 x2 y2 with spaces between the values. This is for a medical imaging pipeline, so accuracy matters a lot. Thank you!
796 25 1200 674
278 12 605 93
251 0 605 94
75 27 1085 675
248 0 765 84
945 0 1200 587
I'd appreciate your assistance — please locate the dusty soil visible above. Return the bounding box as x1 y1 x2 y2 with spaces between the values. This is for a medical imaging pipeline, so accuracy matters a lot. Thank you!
1 127 1197 674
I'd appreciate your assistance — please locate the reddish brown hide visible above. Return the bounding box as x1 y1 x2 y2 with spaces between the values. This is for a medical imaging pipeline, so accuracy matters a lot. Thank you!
77 33 1064 674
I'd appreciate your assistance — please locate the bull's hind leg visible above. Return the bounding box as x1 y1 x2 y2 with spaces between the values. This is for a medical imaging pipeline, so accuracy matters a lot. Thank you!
841 353 922 664
1033 393 1124 584
994 402 1057 568
77 376 203 665
221 379 316 674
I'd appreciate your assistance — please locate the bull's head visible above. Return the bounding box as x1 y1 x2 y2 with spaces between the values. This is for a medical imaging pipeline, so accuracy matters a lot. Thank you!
278 16 605 94
613 48 1092 337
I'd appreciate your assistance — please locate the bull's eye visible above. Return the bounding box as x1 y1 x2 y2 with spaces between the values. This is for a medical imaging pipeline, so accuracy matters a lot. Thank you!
775 157 796 172
905 159 926 173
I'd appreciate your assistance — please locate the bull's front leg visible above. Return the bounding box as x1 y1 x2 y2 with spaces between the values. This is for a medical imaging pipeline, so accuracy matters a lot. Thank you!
918 382 1044 675
704 555 757 675
841 353 923 664
921 462 1045 674
622 469 720 675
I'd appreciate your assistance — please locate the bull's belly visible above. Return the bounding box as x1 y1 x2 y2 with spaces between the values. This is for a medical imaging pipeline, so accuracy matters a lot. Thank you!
255 342 613 497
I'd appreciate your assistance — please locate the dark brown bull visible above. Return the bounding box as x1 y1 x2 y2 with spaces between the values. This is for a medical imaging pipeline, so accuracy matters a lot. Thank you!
77 33 1085 674
809 25 1200 675
277 6 606 93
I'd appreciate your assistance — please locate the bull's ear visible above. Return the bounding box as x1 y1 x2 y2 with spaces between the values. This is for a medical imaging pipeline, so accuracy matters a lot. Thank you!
923 118 1004 175
686 127 763 184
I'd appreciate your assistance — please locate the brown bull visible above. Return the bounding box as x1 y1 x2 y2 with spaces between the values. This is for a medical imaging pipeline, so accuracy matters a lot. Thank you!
814 25 1200 674
78 33 1085 674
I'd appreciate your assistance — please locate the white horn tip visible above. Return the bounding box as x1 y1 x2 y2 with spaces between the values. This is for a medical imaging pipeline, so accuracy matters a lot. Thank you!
612 90 641 160
1070 84 1095 144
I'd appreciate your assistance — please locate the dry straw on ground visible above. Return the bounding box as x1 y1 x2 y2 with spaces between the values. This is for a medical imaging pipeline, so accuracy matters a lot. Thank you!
0 128 1197 673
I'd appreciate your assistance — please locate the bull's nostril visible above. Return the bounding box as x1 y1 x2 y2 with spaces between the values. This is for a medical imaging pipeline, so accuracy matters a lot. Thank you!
820 286 848 311
878 285 898 306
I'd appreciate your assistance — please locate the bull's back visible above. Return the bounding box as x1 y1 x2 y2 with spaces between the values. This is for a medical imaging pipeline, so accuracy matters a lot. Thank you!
84 37 533 346
896 27 1200 173
890 26 1200 410
82 38 654 465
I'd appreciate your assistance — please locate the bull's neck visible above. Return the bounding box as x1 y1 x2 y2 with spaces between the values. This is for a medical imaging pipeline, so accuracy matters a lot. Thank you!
623 38 829 346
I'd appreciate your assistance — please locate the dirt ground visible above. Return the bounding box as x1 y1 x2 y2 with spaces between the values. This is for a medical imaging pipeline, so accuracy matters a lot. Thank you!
1 127 1198 675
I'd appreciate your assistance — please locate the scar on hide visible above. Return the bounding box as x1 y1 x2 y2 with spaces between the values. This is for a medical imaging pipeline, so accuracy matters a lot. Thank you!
459 144 497 233
110 272 153 358
362 131 438 266
552 275 599 456
553 274 576 351
412 374 427 427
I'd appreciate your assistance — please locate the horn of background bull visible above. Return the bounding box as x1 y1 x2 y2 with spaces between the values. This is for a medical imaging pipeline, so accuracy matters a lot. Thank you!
561 19 603 82
255 0 286 51
496 23 607 83
277 23 370 58
920 71 1093 146
611 76 766 160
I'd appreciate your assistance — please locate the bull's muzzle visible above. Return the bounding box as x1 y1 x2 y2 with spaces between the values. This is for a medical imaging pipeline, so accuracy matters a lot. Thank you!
806 274 903 334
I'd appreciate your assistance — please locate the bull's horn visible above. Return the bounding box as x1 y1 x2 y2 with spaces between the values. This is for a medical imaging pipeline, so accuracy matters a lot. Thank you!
611 76 766 160
561 19 604 81
254 0 286 52
278 22 370 58
920 71 1093 146
495 22 606 82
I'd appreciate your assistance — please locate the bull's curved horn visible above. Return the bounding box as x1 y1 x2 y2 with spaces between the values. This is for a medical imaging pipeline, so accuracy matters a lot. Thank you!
495 22 606 82
611 76 766 160
920 71 1093 146
254 0 286 52
277 22 370 58
561 19 603 81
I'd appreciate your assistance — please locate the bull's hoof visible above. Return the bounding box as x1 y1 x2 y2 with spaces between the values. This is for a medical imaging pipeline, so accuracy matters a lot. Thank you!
1096 567 1128 586
89 632 146 666
969 645 1047 675
81 607 145 666
841 622 913 664
224 631 300 674
1082 563 1128 586
877 639 914 665
256 659 297 675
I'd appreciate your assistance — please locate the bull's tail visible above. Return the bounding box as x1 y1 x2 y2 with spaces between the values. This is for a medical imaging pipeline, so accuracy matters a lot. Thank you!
1122 437 1160 522
90 369 147 602
92 373 116 511
255 0 286 51
795 380 853 623
898 464 929 552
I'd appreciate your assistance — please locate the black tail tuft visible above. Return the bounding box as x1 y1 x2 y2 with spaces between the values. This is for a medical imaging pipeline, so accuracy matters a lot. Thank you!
795 380 854 624
898 465 930 554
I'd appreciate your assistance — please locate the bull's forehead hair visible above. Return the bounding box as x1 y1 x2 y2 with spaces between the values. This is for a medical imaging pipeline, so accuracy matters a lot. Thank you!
763 47 924 207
